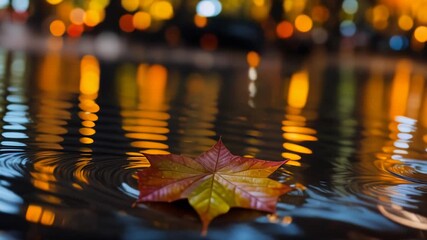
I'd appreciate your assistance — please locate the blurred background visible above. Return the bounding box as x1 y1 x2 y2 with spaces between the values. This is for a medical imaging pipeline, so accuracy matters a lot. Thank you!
0 0 427 57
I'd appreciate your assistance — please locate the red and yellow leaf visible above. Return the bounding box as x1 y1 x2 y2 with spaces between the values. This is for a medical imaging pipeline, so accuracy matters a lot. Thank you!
135 139 291 234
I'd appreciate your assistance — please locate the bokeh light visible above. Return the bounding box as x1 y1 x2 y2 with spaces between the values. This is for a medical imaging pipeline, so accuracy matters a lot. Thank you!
340 20 356 37
414 26 427 43
121 0 138 12
120 14 135 32
133 11 151 30
67 24 84 37
11 0 29 13
276 21 293 39
194 14 208 28
84 9 103 27
398 15 413 31
295 15 313 33
196 0 222 18
342 0 358 14
150 1 174 20
246 51 260 67
49 20 66 37
70 8 85 25
389 35 408 51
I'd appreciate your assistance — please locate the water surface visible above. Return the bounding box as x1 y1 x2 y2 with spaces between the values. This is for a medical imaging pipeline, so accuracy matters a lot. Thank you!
0 49 426 239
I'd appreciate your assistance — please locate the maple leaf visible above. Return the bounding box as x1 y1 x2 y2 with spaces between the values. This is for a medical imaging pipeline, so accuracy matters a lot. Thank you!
135 139 291 235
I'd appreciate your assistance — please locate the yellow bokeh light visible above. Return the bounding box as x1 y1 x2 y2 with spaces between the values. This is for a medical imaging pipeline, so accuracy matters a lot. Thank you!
295 14 313 32
84 10 103 27
70 8 85 25
150 1 174 20
122 0 139 12
247 51 260 67
46 0 62 5
133 11 151 30
414 26 427 43
398 15 413 31
49 20 66 37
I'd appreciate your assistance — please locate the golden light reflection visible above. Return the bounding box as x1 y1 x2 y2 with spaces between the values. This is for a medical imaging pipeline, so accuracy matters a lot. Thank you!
36 52 76 150
406 74 425 119
25 205 43 223
287 70 309 109
178 73 219 154
79 55 100 145
138 64 167 110
283 132 318 141
119 63 170 158
283 142 312 154
80 55 100 96
363 66 385 119
282 126 316 135
283 67 316 167
389 60 411 118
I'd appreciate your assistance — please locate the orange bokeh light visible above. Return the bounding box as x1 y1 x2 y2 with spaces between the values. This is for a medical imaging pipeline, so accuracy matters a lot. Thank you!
247 51 260 67
276 21 294 39
120 14 135 32
49 20 66 37
194 14 207 28
295 14 313 32
67 24 84 37
133 11 151 30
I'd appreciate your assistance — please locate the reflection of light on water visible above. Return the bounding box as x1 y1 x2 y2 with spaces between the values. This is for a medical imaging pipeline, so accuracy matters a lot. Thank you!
247 51 260 108
287 70 309 109
25 204 55 226
119 63 170 162
78 55 100 147
0 182 22 214
35 52 77 150
1 51 30 148
389 60 411 118
282 69 316 166
178 73 218 153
